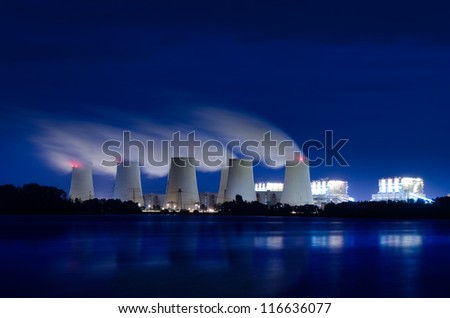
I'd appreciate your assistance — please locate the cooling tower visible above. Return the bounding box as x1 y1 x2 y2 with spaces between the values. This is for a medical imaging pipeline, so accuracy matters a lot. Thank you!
69 164 95 201
113 161 144 206
165 157 200 210
224 158 256 202
216 166 229 204
281 156 313 206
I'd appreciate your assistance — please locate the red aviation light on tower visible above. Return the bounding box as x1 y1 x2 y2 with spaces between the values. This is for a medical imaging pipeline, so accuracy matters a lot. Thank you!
292 153 304 165
69 163 95 201
71 161 80 169
281 153 313 205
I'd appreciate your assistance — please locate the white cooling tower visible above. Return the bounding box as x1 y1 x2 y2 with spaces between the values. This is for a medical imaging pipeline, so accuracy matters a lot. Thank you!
113 162 144 206
281 156 313 205
165 157 200 210
69 164 95 201
224 158 256 202
216 166 229 204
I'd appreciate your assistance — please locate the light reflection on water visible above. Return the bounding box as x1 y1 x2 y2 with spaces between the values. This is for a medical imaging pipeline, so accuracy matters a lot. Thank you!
379 234 423 248
311 235 344 248
254 236 284 250
1 215 450 297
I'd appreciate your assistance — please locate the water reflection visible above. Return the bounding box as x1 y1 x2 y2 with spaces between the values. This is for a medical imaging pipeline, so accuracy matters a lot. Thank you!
379 235 423 248
1 215 450 297
311 235 344 249
254 236 284 250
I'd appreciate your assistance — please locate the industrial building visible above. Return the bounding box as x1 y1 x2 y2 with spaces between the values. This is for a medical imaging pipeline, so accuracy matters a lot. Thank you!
311 179 354 205
255 182 283 205
255 178 353 206
216 166 228 204
222 158 256 202
66 151 353 210
143 193 166 210
281 157 314 205
69 164 95 201
371 177 431 202
67 156 353 210
66 162 437 210
113 161 144 206
199 192 217 211
165 157 200 210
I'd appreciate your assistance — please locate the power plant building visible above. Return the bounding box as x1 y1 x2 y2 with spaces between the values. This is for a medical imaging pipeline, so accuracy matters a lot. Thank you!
113 162 144 206
311 179 354 205
165 157 200 210
281 158 314 205
223 158 256 202
255 182 283 205
256 178 353 206
199 192 217 211
371 177 430 202
69 164 95 201
216 166 229 204
143 193 166 210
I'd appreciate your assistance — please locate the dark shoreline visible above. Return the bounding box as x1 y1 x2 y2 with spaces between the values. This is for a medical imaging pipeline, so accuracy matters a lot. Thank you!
2 183 450 219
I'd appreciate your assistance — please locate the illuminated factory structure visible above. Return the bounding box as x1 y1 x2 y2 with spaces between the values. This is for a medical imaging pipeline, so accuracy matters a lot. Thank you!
113 161 144 206
69 164 95 201
216 166 228 205
165 157 200 210
255 182 284 205
255 179 353 206
143 193 166 210
144 192 216 211
281 157 314 205
65 156 361 210
222 158 256 202
311 179 354 205
215 159 256 204
68 158 434 211
371 177 431 202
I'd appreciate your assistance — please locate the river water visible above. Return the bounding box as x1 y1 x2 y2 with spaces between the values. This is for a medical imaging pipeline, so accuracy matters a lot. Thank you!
1 214 449 297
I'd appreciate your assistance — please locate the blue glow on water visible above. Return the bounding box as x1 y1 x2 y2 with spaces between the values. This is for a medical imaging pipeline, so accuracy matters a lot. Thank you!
1 215 450 297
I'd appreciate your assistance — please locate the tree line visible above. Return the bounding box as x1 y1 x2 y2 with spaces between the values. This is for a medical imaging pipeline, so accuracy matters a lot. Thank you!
218 194 319 216
0 184 142 214
1 183 450 218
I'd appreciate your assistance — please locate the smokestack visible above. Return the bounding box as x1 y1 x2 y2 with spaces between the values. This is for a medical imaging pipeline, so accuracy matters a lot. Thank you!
224 158 256 202
113 161 144 206
165 157 200 210
216 166 228 204
281 156 313 205
69 164 95 201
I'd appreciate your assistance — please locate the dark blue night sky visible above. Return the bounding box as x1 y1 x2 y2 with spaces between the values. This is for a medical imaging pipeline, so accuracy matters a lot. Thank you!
1 0 450 200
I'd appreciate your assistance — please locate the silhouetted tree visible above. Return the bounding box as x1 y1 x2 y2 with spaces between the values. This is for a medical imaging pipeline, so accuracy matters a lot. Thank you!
0 184 142 214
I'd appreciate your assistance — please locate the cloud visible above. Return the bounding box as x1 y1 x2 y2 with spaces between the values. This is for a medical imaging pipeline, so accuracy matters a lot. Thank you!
30 107 302 178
